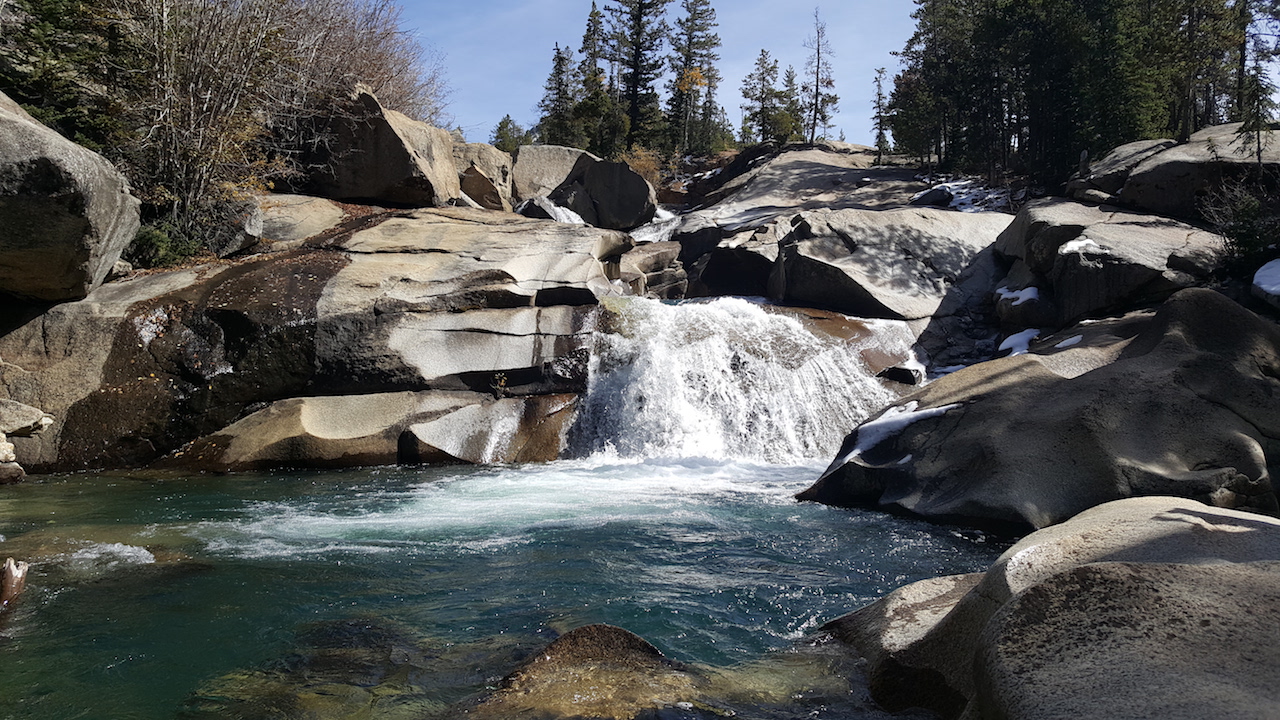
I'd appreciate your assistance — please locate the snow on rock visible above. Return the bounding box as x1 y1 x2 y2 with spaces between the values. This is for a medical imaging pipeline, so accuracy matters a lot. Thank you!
996 285 1040 307
1253 259 1280 310
831 400 961 469
1054 334 1084 349
999 328 1042 356
1059 237 1107 255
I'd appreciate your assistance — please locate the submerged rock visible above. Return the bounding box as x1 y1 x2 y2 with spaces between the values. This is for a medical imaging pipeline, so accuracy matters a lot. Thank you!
824 496 1280 719
469 624 703 720
1 557 28 612
801 289 1280 532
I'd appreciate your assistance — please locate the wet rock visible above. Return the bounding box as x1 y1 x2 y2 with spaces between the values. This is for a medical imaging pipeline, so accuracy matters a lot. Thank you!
1 557 28 611
909 186 953 207
800 289 1280 532
1 208 632 472
471 624 703 720
0 90 141 301
824 497 1280 719
171 390 579 471
301 87 460 207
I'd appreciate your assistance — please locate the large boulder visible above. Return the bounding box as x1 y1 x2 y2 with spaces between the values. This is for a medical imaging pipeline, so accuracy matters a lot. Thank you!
459 166 511 212
0 208 635 472
823 496 1280 719
770 207 1014 321
511 144 599 202
167 391 577 471
257 193 346 244
991 198 1222 328
0 90 141 301
799 288 1280 532
1120 123 1280 219
1066 139 1177 203
549 159 657 230
453 141 513 208
303 88 461 207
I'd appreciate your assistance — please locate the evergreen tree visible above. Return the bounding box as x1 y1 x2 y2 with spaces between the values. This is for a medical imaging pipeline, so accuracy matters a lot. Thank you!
802 8 839 143
491 114 534 153
665 0 721 153
537 43 584 147
741 49 791 144
575 1 629 157
605 0 674 149
781 65 804 142
873 67 890 163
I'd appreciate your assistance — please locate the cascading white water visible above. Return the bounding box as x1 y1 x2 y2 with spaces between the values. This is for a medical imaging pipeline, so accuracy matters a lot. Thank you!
568 296 913 463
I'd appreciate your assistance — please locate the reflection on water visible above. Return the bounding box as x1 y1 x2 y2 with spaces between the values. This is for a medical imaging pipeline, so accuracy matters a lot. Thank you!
0 462 1003 719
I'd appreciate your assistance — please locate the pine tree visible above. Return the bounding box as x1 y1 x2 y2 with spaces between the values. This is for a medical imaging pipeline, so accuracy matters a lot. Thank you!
538 43 583 147
491 114 534 153
873 67 890 163
605 0 674 149
782 65 804 142
802 8 839 143
741 49 791 144
665 0 721 153
575 1 629 157
579 1 608 95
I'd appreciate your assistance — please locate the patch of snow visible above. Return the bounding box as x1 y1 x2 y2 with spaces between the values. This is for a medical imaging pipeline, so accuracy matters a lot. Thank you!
1059 238 1106 255
546 204 587 225
996 285 1040 306
1054 334 1084 349
999 328 1041 356
1253 258 1280 296
833 401 961 467
132 307 169 348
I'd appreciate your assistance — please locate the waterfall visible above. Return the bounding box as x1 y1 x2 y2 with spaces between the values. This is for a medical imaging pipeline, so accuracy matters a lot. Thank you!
568 296 912 464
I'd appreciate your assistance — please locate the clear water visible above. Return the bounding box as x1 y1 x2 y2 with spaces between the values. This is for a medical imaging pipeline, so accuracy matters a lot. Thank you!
0 298 1002 718
0 463 1002 719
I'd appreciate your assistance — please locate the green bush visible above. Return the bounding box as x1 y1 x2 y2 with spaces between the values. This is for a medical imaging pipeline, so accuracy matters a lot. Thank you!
1201 179 1280 273
125 223 201 268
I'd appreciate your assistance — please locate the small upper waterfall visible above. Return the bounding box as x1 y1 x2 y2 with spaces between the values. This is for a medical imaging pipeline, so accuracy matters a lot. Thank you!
568 296 913 463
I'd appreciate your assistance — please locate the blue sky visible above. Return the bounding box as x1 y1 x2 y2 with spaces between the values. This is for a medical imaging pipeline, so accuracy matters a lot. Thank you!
402 1 919 145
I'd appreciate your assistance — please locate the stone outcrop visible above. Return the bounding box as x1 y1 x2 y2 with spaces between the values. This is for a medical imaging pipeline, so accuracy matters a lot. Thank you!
824 496 1280 719
549 159 657 230
991 198 1222 328
459 166 511 212
257 193 346 245
1119 123 1280 220
770 207 1014 321
0 208 635 473
1066 139 1177 204
453 141 513 210
511 145 656 231
0 398 52 483
800 289 1280 532
164 391 577 471
0 90 141 301
511 144 599 202
303 88 461 207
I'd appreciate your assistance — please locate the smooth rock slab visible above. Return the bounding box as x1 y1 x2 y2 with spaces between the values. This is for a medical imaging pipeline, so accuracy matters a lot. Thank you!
823 496 1280 718
771 207 1013 320
800 289 1280 532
